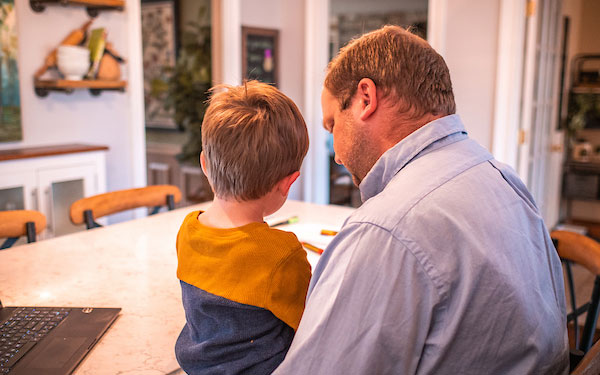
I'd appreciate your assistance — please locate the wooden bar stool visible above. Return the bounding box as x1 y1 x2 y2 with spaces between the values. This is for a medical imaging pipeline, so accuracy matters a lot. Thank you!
0 210 47 249
572 337 600 374
552 229 600 368
70 185 182 229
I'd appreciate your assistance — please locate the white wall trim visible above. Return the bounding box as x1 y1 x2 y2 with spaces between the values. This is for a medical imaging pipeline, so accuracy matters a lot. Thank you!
211 0 223 84
302 0 330 204
126 0 147 218
221 0 242 85
492 0 527 168
517 4 539 184
427 0 447 56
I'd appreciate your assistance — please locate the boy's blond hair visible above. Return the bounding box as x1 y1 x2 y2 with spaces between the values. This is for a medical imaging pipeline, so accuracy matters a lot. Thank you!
201 81 309 201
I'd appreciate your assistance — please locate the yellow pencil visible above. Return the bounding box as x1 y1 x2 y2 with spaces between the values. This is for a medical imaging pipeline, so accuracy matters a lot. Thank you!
301 242 323 255
270 216 299 227
320 229 338 236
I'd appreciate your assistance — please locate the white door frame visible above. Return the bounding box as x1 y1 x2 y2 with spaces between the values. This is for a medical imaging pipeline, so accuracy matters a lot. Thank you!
492 0 564 226
492 0 528 169
301 0 446 204
302 0 330 204
427 0 447 56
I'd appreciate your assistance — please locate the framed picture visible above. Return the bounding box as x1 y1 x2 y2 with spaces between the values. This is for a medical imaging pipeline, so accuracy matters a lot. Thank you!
141 0 178 130
0 0 22 142
242 26 279 86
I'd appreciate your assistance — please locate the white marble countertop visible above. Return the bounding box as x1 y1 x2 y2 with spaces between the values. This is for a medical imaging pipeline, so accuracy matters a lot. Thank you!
0 200 354 374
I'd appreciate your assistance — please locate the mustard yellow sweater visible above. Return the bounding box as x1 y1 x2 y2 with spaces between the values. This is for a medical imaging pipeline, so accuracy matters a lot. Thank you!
176 211 311 330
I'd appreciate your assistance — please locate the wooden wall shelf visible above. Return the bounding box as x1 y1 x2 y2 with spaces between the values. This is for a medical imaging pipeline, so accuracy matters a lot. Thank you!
34 79 127 97
30 0 125 17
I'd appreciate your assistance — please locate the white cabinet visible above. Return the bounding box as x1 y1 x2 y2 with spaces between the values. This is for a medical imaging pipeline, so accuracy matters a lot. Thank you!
0 145 107 239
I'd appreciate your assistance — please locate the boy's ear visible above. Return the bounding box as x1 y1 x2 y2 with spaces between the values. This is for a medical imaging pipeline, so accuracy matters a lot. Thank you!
277 171 300 196
200 152 215 192
200 152 208 176
356 78 378 121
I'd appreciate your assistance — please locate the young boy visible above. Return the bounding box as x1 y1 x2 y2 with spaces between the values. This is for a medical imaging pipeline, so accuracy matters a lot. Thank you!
175 81 311 375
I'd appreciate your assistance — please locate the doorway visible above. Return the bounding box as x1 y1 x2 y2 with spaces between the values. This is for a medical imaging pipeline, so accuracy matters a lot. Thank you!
141 0 213 207
517 0 564 227
326 0 429 207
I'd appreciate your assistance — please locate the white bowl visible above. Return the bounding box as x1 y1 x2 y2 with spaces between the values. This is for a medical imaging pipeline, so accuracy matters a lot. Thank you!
57 55 90 80
57 45 90 58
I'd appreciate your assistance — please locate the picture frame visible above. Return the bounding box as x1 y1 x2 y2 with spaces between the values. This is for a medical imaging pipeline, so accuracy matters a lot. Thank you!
242 26 279 86
0 0 22 142
141 0 179 130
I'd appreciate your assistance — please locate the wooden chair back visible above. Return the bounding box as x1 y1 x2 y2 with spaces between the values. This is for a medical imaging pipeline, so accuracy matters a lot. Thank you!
70 185 182 229
553 230 600 275
0 210 46 249
552 230 600 355
572 335 600 375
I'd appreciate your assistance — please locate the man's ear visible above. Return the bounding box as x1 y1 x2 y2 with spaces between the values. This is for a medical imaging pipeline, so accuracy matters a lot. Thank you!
277 171 300 196
356 78 378 121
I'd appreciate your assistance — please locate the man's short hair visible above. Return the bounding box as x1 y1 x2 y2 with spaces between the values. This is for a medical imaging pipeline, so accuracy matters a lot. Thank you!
325 25 456 119
201 81 309 201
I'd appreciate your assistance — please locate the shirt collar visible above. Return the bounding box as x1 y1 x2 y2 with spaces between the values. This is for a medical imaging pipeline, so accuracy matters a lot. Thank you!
359 114 468 202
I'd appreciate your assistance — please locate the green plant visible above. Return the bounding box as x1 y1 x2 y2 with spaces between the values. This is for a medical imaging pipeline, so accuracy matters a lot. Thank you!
151 7 211 164
567 93 600 140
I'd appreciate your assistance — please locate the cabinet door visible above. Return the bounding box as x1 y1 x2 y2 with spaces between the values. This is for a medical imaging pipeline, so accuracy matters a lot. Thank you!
0 171 37 212
37 164 97 238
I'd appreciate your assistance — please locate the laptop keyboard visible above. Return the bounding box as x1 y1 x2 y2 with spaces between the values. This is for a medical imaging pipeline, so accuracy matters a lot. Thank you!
0 307 70 373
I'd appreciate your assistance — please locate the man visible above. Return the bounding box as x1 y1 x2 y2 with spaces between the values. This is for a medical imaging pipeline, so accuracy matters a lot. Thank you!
274 26 568 374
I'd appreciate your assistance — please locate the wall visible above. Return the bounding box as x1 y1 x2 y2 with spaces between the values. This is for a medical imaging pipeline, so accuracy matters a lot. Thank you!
439 0 500 151
240 0 306 200
578 0 600 53
240 0 305 119
4 0 146 221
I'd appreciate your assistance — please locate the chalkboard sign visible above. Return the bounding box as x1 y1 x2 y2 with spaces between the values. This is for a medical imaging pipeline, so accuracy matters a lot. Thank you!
242 27 279 86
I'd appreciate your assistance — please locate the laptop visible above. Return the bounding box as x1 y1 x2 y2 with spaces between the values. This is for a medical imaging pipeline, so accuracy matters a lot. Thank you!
0 299 120 374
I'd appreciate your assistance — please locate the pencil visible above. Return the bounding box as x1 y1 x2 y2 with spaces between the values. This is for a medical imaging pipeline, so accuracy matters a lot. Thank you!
270 216 299 227
301 242 323 255
320 229 338 236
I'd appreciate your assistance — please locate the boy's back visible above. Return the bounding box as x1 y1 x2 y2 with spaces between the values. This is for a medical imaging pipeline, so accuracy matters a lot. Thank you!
175 81 311 375
176 211 310 374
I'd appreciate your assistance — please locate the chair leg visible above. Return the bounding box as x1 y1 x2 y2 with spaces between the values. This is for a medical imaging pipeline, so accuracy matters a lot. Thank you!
84 209 102 229
1 238 18 250
150 194 176 216
26 222 36 243
580 276 600 352
565 260 580 347
167 194 175 210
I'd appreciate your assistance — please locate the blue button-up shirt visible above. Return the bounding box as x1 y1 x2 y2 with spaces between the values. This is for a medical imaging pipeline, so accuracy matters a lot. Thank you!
275 115 568 374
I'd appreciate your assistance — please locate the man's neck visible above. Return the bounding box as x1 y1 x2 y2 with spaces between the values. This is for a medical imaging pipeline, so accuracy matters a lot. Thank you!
384 113 446 148
198 196 267 229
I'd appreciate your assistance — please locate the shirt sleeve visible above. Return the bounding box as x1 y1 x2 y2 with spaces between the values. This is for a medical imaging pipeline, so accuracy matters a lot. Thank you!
273 222 441 374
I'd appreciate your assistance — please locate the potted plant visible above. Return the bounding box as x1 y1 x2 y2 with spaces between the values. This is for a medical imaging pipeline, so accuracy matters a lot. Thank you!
151 6 211 164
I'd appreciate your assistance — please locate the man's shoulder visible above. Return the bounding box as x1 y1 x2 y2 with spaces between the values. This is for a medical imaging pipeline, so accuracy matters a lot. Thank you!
351 138 495 231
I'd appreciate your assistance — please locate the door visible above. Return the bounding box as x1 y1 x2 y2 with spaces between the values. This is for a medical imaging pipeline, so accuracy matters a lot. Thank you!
517 0 564 227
